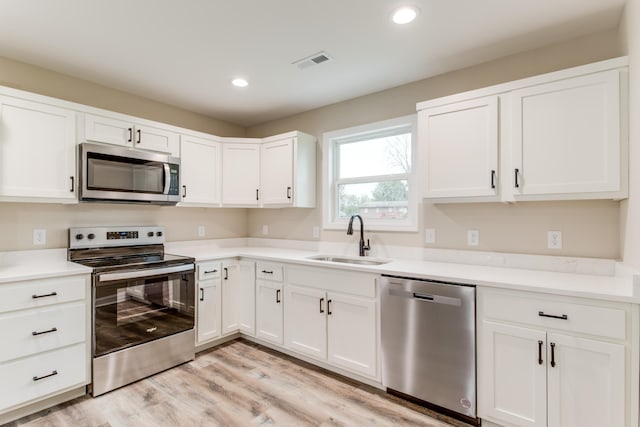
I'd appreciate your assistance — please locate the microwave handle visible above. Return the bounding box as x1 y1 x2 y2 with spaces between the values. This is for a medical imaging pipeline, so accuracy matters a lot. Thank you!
163 163 170 195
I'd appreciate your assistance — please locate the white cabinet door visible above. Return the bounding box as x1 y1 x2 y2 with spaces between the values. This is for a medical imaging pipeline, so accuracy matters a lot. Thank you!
511 70 622 198
479 321 547 427
327 292 377 377
0 96 76 201
261 137 293 205
221 262 240 335
284 284 326 360
84 113 133 146
421 96 499 199
222 143 260 206
196 279 221 345
180 135 221 205
237 260 256 335
547 333 625 427
135 124 179 156
255 280 283 344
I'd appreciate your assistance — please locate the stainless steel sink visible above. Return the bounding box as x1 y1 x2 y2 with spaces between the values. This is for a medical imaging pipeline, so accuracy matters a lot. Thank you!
306 255 390 266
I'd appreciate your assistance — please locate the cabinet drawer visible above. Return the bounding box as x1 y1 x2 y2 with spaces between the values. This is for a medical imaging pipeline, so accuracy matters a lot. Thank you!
0 276 87 314
0 343 87 412
198 261 222 280
481 290 627 340
256 263 283 282
0 302 86 363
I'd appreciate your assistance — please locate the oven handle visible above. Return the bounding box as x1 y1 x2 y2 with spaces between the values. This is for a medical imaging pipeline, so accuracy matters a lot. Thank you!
96 264 194 282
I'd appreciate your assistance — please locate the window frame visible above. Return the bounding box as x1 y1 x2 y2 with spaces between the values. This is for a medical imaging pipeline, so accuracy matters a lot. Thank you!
322 115 418 232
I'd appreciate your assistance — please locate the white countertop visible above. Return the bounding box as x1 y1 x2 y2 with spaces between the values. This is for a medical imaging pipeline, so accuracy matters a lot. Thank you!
1 244 638 304
166 244 640 304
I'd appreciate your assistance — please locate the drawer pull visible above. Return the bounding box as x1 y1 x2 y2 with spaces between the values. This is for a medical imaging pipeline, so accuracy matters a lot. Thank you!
32 327 58 336
32 291 58 299
550 342 556 368
33 370 58 382
204 269 218 274
319 297 325 313
538 311 568 320
327 299 333 315
261 270 274 274
276 289 281 304
199 288 204 302
537 340 543 365
224 267 229 280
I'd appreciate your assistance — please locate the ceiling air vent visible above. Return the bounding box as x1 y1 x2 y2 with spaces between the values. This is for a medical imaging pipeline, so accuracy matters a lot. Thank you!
293 51 333 70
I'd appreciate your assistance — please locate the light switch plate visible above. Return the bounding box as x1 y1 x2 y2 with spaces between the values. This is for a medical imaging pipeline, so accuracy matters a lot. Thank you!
467 230 479 246
33 229 46 245
425 228 436 244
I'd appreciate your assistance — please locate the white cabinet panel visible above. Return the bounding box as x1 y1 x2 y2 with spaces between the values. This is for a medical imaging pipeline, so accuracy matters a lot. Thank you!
256 280 283 344
261 137 293 205
180 135 221 205
221 143 260 206
327 293 377 378
284 284 326 360
421 96 499 200
196 278 221 345
511 70 623 198
237 261 256 335
0 96 76 201
84 114 133 147
135 124 179 155
547 333 625 427
479 321 547 427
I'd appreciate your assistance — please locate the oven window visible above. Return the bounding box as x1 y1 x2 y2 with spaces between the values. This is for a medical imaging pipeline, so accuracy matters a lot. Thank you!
87 152 165 194
94 273 194 357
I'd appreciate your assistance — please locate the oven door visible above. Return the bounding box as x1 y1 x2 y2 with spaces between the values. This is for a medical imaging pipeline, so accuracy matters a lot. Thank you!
93 264 195 358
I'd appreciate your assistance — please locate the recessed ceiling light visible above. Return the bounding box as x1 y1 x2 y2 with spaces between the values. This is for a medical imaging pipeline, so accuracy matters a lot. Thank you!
231 78 248 88
392 6 418 24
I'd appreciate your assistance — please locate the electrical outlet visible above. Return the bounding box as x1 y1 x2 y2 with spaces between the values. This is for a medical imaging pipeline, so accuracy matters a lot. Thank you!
467 230 479 246
548 230 562 249
33 229 46 245
312 226 320 239
425 228 436 244
198 225 205 237
262 224 269 236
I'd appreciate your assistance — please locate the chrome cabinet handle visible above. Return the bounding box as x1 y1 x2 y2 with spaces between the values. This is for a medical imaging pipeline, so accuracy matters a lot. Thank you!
32 327 58 336
33 370 58 381
538 311 568 320
538 340 544 365
32 292 57 299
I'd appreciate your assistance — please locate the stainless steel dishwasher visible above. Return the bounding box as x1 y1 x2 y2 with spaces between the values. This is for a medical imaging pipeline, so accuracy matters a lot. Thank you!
380 275 477 423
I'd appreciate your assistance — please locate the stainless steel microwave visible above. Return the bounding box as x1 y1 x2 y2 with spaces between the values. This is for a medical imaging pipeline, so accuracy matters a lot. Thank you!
79 142 180 205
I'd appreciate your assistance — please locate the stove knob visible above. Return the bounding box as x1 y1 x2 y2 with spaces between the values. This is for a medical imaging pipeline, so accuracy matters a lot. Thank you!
156 231 163 237
75 233 84 240
87 233 95 240
147 232 154 237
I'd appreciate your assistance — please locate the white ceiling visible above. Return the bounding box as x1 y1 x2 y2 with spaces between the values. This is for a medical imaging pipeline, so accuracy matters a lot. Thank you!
0 0 626 127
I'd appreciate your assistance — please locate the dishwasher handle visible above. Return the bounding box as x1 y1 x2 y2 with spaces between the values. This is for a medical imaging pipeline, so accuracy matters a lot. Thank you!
388 288 461 307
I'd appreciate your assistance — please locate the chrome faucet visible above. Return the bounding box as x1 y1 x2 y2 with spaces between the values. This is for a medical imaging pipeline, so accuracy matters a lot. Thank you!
347 214 370 256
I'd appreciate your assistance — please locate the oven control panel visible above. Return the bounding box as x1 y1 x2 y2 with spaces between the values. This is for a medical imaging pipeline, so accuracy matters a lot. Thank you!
69 226 165 249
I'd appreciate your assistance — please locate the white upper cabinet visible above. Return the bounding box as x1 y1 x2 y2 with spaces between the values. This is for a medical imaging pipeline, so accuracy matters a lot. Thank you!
84 113 179 156
0 95 77 202
417 57 628 203
510 70 624 200
260 132 317 208
420 96 499 200
179 134 221 206
221 142 261 206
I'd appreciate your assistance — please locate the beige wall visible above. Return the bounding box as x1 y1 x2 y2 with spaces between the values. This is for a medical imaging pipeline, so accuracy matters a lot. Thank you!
620 0 640 268
0 203 247 252
0 56 245 137
246 29 625 259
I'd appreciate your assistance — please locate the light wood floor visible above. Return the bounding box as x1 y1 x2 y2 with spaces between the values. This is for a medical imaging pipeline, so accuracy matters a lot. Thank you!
8 339 467 427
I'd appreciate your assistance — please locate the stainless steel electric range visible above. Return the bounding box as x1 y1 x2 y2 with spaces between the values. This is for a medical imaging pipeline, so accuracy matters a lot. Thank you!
68 226 195 396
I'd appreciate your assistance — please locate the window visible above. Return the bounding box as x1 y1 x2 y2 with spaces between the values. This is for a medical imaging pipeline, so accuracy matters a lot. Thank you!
323 115 417 231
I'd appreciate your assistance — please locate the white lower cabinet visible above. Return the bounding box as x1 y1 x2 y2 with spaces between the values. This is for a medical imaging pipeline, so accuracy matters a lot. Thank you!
478 287 634 427
222 260 256 335
256 279 283 345
284 266 378 379
196 261 222 345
